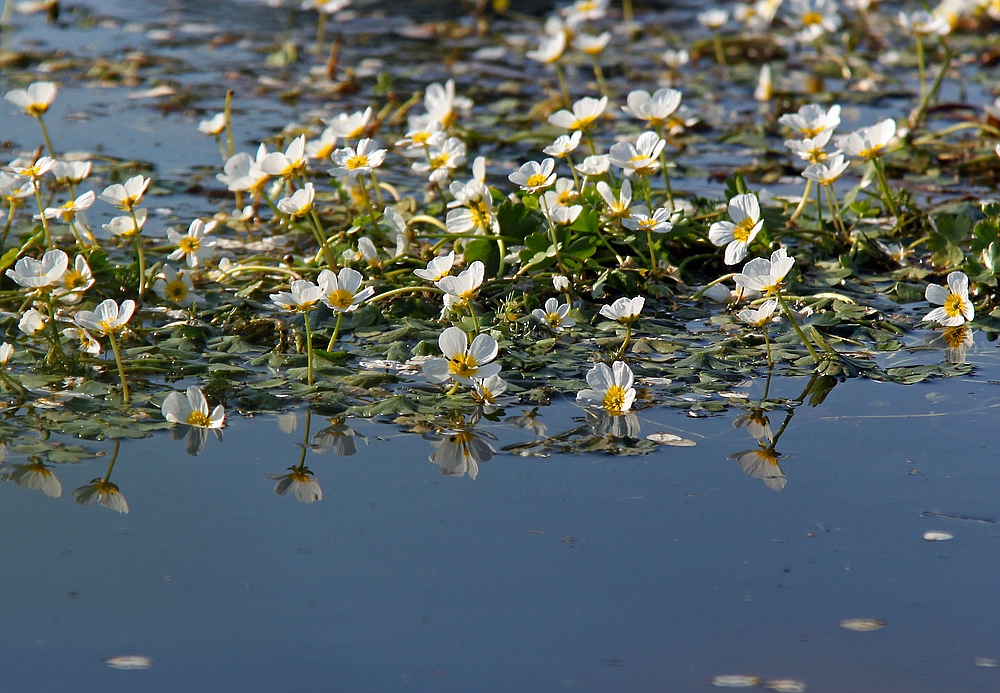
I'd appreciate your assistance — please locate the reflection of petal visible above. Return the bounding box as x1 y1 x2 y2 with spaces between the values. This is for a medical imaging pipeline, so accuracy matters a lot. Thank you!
587 411 641 438
311 422 367 456
925 326 974 364
733 409 772 443
428 429 496 480
73 479 129 513
268 467 322 503
185 427 210 457
2 461 62 497
730 447 786 491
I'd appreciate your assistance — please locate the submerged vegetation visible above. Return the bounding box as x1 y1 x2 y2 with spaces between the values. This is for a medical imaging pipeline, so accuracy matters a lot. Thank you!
1 0 1000 487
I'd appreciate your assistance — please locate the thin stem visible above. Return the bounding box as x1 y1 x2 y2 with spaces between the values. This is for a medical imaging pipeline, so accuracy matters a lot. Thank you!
102 440 121 483
32 185 53 249
553 62 572 108
614 321 633 361
36 114 56 157
591 57 609 98
788 179 814 224
872 157 900 219
325 311 343 352
775 291 820 365
107 330 130 405
303 309 314 386
915 33 926 103
538 194 566 273
129 209 146 303
712 31 726 66
762 327 773 368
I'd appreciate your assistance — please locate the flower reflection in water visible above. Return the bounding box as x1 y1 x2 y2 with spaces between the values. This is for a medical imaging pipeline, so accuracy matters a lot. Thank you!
2 459 62 497
729 374 837 491
269 409 323 503
587 410 641 439
729 445 787 491
926 326 974 364
73 440 128 513
310 416 368 457
427 419 497 480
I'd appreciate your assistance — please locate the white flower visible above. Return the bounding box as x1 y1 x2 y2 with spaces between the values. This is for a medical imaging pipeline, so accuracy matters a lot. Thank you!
436 260 485 307
428 426 496 480
62 326 101 355
548 96 608 132
697 9 729 29
709 193 764 265
785 129 834 163
162 385 225 429
330 138 386 179
599 296 644 323
98 175 150 211
424 79 473 129
624 208 673 235
836 119 896 160
576 361 636 414
471 373 508 410
532 297 575 332
318 267 374 312
734 248 795 294
270 279 324 312
662 48 690 70
414 251 456 282
573 31 611 56
575 154 610 177
40 190 95 223
103 209 147 238
277 182 315 217
6 249 68 290
778 103 841 138
622 88 682 129
508 158 556 193
259 135 308 179
19 308 45 335
422 326 501 385
802 153 850 184
55 254 94 304
552 275 570 291
0 342 13 365
50 160 92 185
167 219 217 268
74 299 136 335
152 265 203 306
899 9 951 36
754 64 772 102
736 299 779 327
306 127 338 160
543 131 582 158
197 112 226 135
924 271 974 326
526 28 567 64
324 106 373 140
4 81 57 116
608 131 665 177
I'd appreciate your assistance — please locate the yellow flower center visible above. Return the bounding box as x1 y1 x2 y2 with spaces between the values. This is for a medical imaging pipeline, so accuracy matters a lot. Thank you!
186 410 212 427
603 385 628 413
430 154 449 169
179 236 200 254
525 173 548 188
412 132 431 145
557 189 577 205
345 154 370 170
757 447 780 465
64 269 88 291
327 288 355 310
545 311 563 328
944 293 965 318
165 279 189 301
733 217 756 243
571 115 597 131
942 326 969 349
26 104 49 117
802 11 822 26
448 353 479 379
468 200 493 231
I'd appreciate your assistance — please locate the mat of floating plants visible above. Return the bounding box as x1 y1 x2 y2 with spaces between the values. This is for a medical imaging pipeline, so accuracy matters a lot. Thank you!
2 0 1000 690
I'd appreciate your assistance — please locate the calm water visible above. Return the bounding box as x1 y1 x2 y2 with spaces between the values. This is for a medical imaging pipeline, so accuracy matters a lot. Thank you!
3 0 1000 691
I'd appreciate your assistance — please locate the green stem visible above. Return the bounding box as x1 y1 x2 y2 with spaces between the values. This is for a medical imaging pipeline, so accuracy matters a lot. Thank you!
762 326 773 368
303 309 314 386
103 440 121 483
538 194 566 273
554 62 572 108
32 186 52 249
872 157 900 219
107 330 130 405
915 33 926 103
712 31 726 66
775 291 820 365
788 179 814 224
614 321 633 360
325 311 343 352
36 114 56 157
591 57 609 98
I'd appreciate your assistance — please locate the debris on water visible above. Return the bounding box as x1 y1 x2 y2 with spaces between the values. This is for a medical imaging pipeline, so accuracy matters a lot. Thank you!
646 432 696 446
105 655 152 670
974 657 998 668
922 531 954 541
711 674 762 688
764 680 807 692
840 618 885 632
